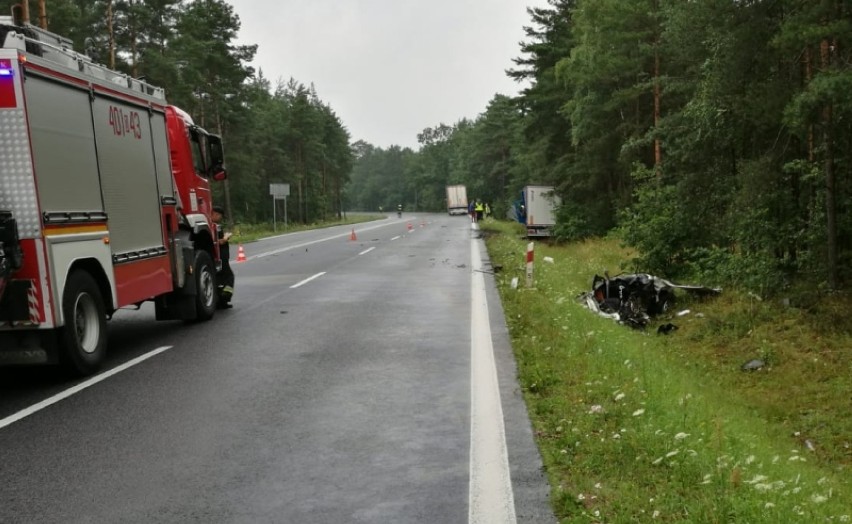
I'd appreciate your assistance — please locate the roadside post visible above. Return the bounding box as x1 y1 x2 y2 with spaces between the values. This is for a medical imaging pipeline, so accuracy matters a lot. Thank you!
526 242 534 288
270 183 290 231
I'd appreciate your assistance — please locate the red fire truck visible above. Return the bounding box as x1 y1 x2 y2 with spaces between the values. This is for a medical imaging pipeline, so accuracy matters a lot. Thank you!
0 20 228 375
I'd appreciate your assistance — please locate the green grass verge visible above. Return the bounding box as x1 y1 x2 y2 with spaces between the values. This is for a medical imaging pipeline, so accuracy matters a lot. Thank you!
482 220 851 523
226 214 385 244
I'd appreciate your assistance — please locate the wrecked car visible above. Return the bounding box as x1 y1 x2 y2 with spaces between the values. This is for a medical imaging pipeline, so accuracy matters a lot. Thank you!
579 272 721 329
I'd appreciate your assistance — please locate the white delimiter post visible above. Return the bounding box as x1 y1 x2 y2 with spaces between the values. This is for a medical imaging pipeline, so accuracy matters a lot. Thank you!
525 242 534 288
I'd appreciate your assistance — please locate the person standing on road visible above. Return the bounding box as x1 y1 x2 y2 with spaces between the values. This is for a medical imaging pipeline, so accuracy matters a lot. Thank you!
469 200 476 222
212 206 234 309
474 199 484 222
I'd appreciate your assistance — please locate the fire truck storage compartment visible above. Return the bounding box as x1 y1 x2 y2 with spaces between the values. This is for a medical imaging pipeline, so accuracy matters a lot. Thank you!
25 71 170 257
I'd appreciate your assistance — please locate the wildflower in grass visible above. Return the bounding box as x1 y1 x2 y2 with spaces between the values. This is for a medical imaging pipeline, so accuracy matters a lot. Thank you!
838 515 849 522
746 475 769 484
765 502 776 509
633 408 645 416
588 405 603 414
652 510 660 518
614 392 625 401
612 433 621 440
754 483 773 492
811 494 828 504
666 450 679 458
674 432 689 441
701 474 712 485
577 493 586 501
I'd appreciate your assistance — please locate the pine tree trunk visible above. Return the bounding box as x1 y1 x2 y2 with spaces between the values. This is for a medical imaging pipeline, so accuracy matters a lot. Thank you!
107 1 115 70
820 36 838 288
653 38 662 179
129 1 138 78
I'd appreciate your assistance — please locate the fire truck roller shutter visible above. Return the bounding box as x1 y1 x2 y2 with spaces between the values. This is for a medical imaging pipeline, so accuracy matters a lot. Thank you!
91 96 164 256
25 76 103 216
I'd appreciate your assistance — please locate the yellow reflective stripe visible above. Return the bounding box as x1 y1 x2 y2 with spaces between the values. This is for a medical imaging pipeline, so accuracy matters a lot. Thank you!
43 224 108 236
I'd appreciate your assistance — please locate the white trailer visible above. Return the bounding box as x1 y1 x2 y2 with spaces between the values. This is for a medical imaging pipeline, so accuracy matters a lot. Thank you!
446 185 468 215
522 186 560 238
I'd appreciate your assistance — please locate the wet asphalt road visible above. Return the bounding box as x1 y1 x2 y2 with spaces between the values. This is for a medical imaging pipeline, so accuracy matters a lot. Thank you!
0 213 553 523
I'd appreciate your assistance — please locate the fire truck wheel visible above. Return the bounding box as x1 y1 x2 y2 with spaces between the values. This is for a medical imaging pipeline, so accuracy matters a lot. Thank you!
59 270 107 376
193 250 217 321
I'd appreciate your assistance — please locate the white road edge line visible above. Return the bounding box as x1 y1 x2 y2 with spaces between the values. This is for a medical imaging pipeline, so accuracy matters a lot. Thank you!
0 345 173 431
358 247 376 256
469 239 517 523
290 271 326 289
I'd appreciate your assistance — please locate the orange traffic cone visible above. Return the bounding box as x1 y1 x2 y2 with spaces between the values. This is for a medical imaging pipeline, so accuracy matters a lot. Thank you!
236 244 247 262
407 222 413 231
350 228 357 241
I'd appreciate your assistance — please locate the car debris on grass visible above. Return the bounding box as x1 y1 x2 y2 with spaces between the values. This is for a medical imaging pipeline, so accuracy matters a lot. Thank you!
579 272 721 329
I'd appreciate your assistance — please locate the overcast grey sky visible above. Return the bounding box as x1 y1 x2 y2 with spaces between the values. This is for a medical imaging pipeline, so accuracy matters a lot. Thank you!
225 1 549 150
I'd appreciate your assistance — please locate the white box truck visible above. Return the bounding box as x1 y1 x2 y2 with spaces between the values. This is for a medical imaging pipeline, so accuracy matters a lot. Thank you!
446 185 468 215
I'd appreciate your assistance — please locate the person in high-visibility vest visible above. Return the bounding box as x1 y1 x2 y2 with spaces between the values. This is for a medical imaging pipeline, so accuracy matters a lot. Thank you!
212 206 234 309
474 200 484 222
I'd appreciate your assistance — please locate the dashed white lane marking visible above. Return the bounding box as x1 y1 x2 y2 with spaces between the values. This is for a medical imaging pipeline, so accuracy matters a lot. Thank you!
290 272 327 289
0 345 173 431
358 247 376 256
469 239 516 523
238 219 420 262
390 235 401 241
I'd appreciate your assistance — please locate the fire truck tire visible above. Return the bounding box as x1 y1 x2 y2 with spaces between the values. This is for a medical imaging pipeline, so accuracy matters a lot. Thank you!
59 270 107 376
193 250 217 321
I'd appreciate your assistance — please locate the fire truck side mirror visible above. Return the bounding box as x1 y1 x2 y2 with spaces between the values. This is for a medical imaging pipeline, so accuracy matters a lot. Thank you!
211 164 227 181
208 135 226 181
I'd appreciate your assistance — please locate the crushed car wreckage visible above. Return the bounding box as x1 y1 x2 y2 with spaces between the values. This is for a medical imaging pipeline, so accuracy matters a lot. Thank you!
579 272 721 329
